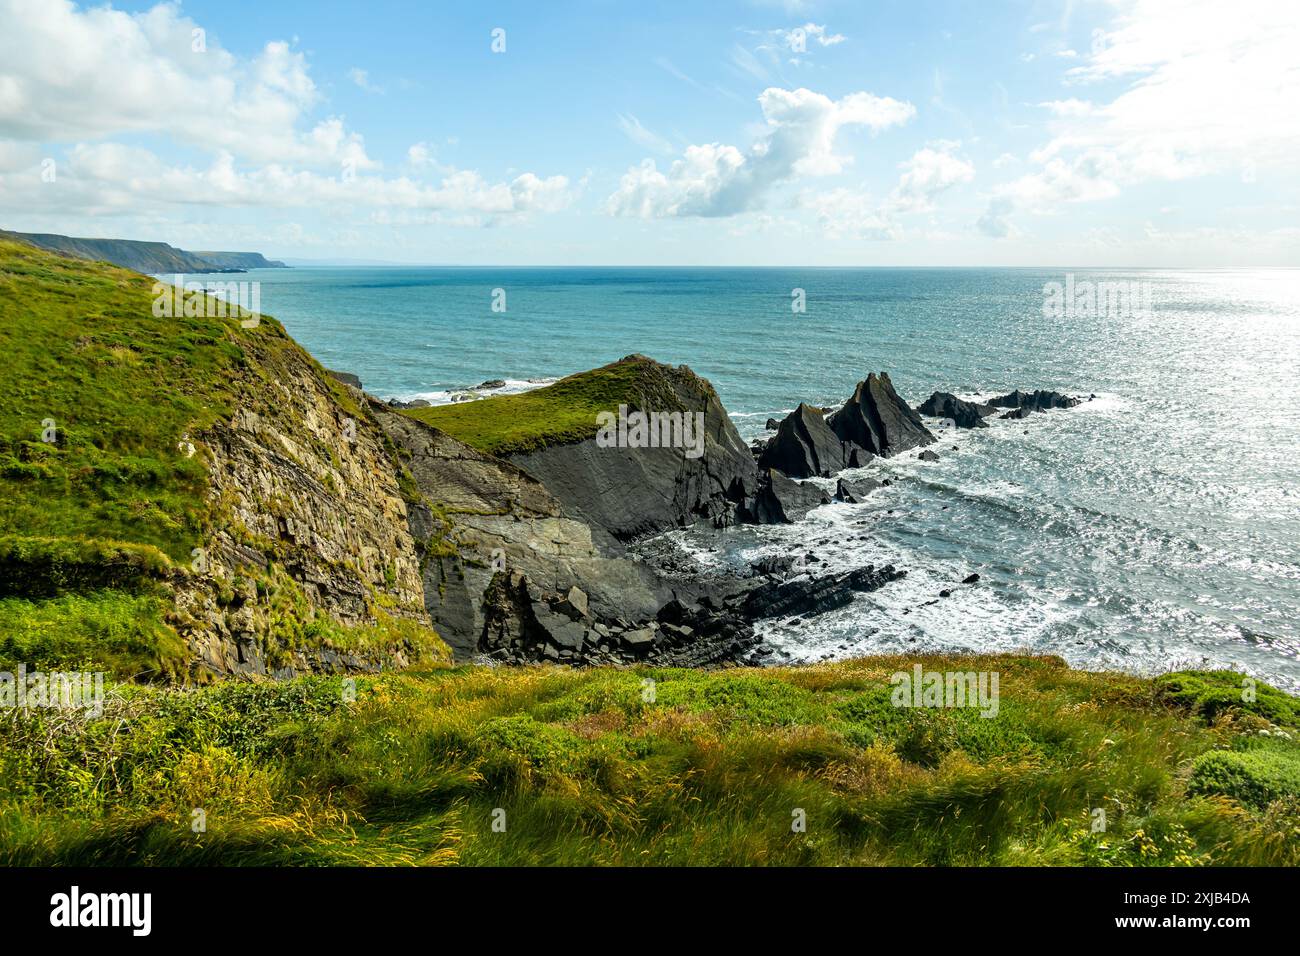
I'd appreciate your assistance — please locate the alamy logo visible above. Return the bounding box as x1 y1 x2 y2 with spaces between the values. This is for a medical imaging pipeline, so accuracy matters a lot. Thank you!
890 664 999 718
595 404 706 460
49 886 151 936
0 665 104 718
153 275 262 327
1042 274 1153 320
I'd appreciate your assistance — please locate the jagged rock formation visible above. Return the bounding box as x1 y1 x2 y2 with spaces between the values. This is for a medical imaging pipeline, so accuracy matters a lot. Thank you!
758 403 869 478
826 372 937 457
479 573 759 667
175 341 439 678
916 391 997 428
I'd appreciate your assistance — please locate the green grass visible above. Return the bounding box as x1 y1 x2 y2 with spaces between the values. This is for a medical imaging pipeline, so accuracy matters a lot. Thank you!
0 239 252 562
2 655 1295 866
403 354 708 457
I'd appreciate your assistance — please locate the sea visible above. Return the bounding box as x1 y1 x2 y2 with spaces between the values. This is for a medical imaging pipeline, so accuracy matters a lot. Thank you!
239 266 1300 691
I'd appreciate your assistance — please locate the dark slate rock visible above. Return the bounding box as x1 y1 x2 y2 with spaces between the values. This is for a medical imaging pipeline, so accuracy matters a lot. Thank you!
742 565 906 620
835 476 881 503
989 389 1080 411
826 372 936 457
742 469 832 524
918 450 941 462
758 403 866 479
916 391 995 428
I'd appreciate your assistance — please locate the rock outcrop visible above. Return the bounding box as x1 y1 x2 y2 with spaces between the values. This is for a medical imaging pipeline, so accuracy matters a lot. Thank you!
916 391 996 428
758 403 869 478
176 333 443 678
826 372 936 457
370 401 669 659
836 477 880 502
742 469 832 524
989 389 1080 411
742 564 906 620
506 357 758 543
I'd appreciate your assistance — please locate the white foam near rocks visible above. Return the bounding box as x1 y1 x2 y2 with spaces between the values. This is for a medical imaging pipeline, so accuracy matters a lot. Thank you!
395 376 558 406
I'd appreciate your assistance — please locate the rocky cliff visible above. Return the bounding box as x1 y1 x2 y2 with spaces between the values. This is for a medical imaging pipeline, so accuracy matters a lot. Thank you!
0 239 448 682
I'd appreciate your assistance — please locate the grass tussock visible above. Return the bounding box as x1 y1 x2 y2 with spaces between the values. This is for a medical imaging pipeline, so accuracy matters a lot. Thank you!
2 654 1296 866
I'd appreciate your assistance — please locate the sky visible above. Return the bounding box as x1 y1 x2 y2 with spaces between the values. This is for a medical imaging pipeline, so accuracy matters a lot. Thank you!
0 0 1297 266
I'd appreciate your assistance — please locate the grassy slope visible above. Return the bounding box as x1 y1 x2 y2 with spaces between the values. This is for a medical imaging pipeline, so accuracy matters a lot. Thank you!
2 657 1296 866
403 354 705 457
0 239 445 678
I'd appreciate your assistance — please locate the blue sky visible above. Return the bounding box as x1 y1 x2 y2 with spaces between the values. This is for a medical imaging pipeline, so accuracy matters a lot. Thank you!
1 0 1297 265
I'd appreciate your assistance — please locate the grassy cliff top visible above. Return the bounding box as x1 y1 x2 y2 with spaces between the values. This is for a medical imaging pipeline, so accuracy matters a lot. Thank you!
1 656 1295 866
403 354 716 457
0 238 440 679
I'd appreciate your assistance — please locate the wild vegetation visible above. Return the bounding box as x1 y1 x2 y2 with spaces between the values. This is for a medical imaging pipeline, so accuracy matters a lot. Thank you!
404 354 710 457
1 657 1295 866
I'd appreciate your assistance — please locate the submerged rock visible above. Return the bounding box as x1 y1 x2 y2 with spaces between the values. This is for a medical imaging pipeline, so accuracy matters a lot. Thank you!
989 388 1080 411
916 391 995 428
742 565 906 620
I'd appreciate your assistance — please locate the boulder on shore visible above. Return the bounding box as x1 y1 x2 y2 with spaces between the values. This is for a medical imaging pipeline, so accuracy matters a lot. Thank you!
743 468 832 524
916 391 995 429
826 372 936 457
835 476 880 503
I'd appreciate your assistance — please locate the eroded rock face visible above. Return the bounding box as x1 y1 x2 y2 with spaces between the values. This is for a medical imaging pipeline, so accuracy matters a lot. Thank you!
827 372 936 457
758 403 869 478
177 340 434 678
370 402 669 660
916 392 996 429
506 359 758 543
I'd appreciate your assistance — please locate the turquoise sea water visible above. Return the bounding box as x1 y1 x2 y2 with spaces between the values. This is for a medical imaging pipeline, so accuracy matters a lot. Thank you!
245 266 1300 690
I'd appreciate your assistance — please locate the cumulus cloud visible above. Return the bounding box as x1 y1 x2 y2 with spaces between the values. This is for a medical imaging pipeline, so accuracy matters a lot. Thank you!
0 141 573 224
888 143 975 213
0 0 571 225
803 142 975 239
980 0 1300 236
606 86 915 218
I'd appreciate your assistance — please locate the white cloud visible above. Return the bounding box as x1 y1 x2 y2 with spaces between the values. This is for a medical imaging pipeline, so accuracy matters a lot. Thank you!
778 23 847 50
1038 98 1095 117
0 0 372 169
407 142 433 168
801 143 975 240
0 0 571 227
980 0 1300 236
606 87 915 218
889 143 975 213
348 68 382 93
617 114 674 155
0 142 574 222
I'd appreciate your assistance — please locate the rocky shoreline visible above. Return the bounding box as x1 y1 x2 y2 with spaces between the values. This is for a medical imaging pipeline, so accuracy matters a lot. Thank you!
339 357 1088 671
